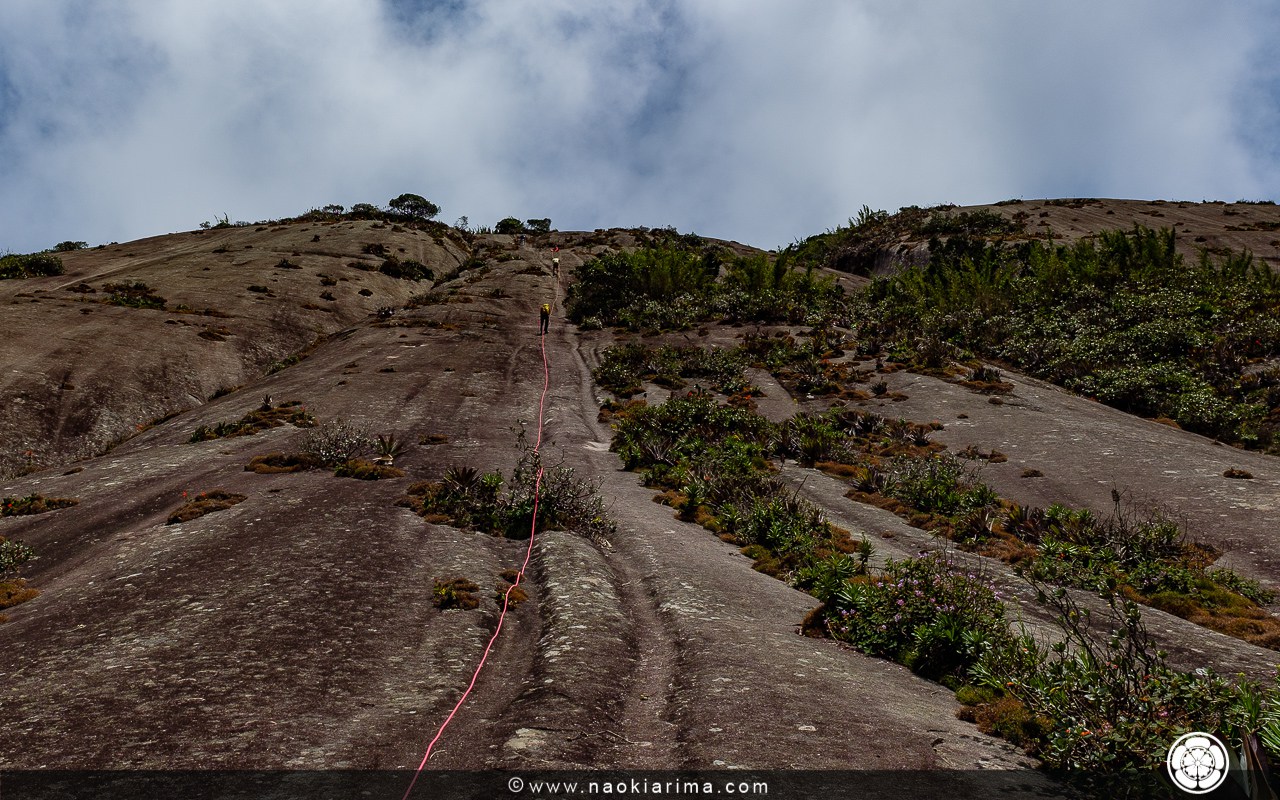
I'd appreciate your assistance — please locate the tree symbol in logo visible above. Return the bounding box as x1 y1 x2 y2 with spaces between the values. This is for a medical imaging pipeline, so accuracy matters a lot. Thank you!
1167 732 1228 794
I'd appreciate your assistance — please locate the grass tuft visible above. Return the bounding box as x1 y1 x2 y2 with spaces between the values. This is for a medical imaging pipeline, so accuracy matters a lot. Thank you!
433 578 480 610
333 459 405 480
166 490 247 524
2 494 78 517
191 401 315 442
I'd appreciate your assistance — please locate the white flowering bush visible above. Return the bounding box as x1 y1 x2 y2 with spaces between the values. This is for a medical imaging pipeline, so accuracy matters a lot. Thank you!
302 419 372 466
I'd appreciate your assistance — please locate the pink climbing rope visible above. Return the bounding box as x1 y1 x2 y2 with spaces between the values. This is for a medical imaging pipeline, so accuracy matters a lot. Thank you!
402 321 552 800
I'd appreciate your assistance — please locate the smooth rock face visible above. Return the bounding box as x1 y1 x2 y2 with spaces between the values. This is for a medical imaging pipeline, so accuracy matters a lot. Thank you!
3 203 1278 796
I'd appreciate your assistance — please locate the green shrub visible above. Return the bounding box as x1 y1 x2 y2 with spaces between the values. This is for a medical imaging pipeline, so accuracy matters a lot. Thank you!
402 466 504 531
400 442 615 542
374 434 405 460
567 246 720 329
593 345 646 397
774 412 857 465
0 251 63 279
567 243 848 332
103 280 165 309
266 355 302 373
611 390 773 471
826 556 1278 784
593 343 751 397
349 202 382 218
795 550 873 602
973 588 1245 783
717 254 849 325
1022 504 1203 598
584 332 1280 777
918 209 1024 237
406 290 450 307
591 335 1280 773
995 499 1280 649
823 552 1011 684
501 448 615 541
741 332 852 396
379 257 433 281
883 454 996 515
607 352 1274 655
608 389 859 578
1209 568 1278 606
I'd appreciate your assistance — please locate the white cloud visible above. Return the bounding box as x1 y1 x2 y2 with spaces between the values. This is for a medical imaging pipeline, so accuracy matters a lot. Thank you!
0 0 1276 252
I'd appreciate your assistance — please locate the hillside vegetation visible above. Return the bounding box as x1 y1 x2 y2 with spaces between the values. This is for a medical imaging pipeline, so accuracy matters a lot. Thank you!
779 202 1280 454
858 226 1280 450
572 208 1280 787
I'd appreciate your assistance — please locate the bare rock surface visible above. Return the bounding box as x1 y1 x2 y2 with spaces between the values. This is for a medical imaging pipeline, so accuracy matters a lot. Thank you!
4 203 1280 796
866 366 1280 597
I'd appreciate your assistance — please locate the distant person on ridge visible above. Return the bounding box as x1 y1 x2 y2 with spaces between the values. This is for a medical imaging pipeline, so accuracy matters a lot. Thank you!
540 303 550 335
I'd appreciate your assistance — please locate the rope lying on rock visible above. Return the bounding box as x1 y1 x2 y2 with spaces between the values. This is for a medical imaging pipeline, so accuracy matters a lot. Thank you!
402 315 552 800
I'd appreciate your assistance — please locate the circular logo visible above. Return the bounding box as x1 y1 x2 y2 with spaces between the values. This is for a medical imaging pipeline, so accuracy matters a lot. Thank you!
1167 731 1229 794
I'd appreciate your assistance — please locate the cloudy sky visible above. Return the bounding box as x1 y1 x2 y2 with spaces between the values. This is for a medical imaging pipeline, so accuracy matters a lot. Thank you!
1 1 1277 253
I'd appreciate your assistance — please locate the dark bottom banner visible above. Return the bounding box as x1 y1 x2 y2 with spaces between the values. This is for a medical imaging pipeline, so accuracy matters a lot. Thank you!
0 768 1252 800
